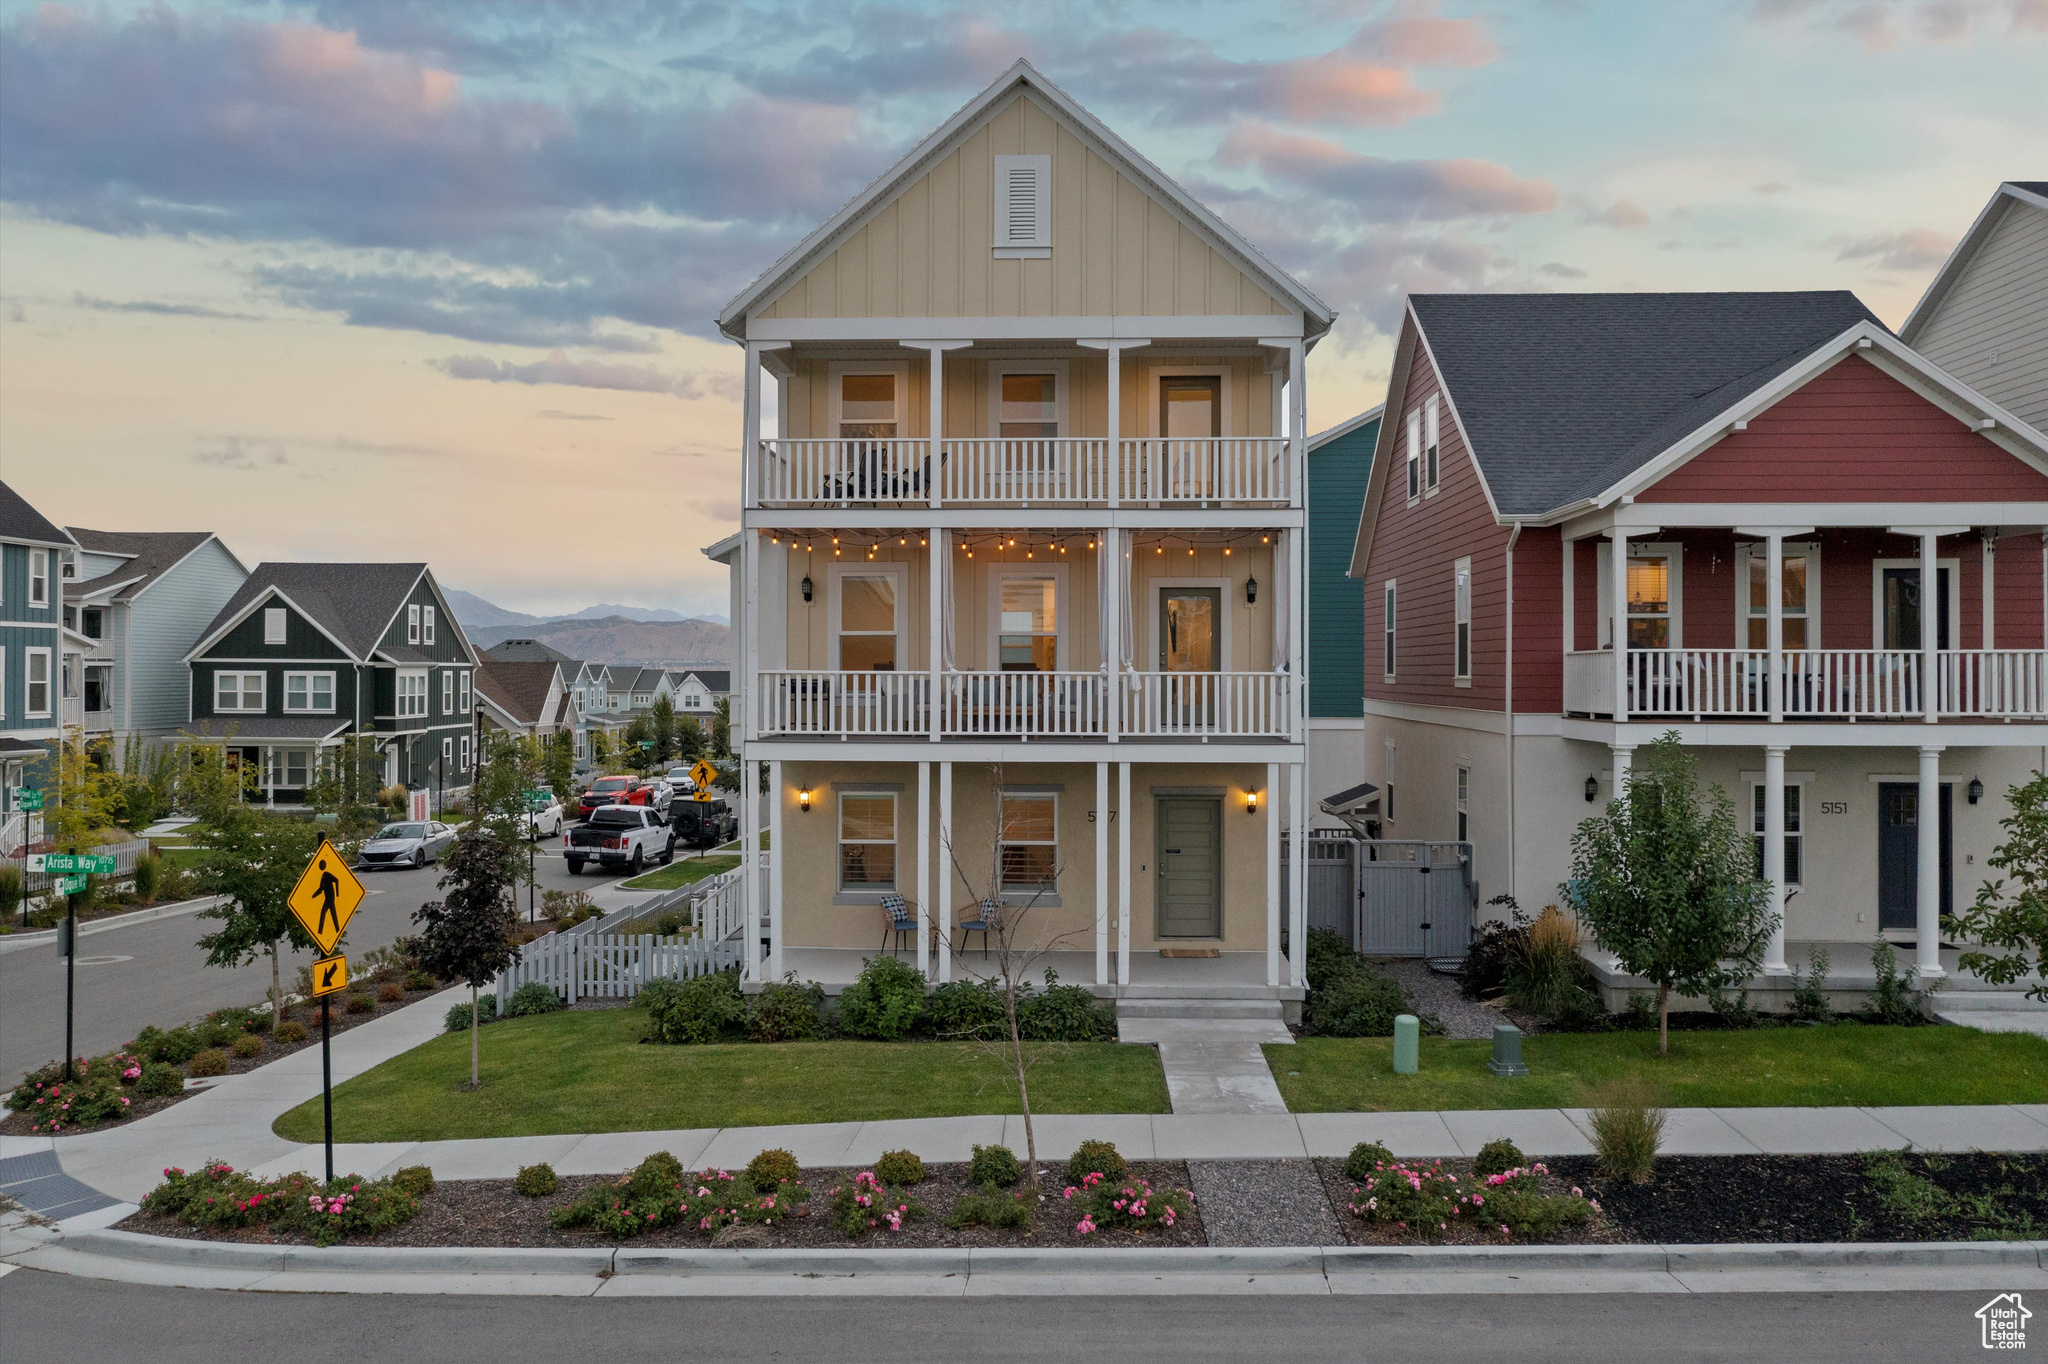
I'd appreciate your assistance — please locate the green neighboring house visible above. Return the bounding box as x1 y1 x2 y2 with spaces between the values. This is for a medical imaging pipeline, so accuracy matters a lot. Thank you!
0 482 77 829
1306 405 1382 823
183 563 480 808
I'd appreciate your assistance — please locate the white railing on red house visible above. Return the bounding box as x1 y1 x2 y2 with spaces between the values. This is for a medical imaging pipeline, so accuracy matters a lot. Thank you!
941 671 1109 737
1564 648 2046 719
1122 671 1293 738
1942 649 2048 717
756 671 930 737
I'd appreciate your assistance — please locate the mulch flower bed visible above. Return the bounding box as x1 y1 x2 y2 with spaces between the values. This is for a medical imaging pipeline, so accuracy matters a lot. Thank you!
1312 1157 1618 1246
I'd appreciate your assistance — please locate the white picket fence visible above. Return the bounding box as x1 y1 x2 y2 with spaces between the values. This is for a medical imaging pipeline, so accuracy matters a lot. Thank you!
493 862 754 1010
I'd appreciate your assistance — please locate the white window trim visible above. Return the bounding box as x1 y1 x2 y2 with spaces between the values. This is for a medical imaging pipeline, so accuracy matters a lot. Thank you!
1735 542 1823 651
826 360 910 439
986 562 1070 671
1405 410 1421 505
460 734 472 769
442 737 453 767
423 605 436 646
1456 765 1470 843
1453 556 1472 685
1749 777 1808 888
1146 366 1234 438
1870 557 1963 650
827 561 911 672
985 358 1071 439
998 790 1059 893
0 648 7 719
459 670 471 715
1383 737 1397 824
991 152 1051 256
1596 541 1684 649
1383 580 1397 682
29 549 48 607
1423 395 1441 496
24 647 51 717
283 670 336 714
407 604 421 644
442 670 454 715
262 607 287 645
1147 577 1233 673
214 669 264 714
396 667 429 719
837 789 899 893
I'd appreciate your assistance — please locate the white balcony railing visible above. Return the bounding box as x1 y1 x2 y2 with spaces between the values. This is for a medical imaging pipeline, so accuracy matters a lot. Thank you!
1122 671 1292 738
753 437 1292 508
756 671 929 737
1564 648 2047 720
942 671 1108 736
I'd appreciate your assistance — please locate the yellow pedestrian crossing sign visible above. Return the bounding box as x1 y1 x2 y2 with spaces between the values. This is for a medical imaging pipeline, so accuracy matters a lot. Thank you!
288 838 365 956
690 760 719 801
309 953 349 998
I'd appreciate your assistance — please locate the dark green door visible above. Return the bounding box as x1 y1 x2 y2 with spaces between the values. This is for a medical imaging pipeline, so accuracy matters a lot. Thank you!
1156 796 1222 938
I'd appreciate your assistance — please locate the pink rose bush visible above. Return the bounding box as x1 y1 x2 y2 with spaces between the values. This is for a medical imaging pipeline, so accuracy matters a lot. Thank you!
1062 1172 1192 1236
6 1052 151 1133
1346 1159 1595 1241
141 1162 419 1247
827 1169 925 1236
552 1152 811 1240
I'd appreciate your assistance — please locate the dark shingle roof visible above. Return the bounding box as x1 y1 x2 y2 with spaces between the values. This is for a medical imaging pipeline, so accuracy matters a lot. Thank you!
183 716 354 742
487 639 575 664
0 483 74 547
198 563 427 660
68 529 219 601
676 669 731 693
477 659 559 724
2009 181 2048 196
1410 291 1882 516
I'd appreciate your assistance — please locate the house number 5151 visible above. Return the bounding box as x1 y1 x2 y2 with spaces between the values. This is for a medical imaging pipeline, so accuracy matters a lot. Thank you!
1819 801 1849 815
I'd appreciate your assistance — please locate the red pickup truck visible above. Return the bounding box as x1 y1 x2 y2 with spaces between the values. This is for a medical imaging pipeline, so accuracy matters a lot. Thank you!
577 774 653 819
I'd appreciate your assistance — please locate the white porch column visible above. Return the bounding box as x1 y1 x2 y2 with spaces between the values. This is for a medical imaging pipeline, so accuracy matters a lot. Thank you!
1762 745 1789 974
768 759 784 976
938 761 954 983
1265 760 1281 987
1288 526 1307 739
1609 528 1632 721
741 342 760 512
1765 532 1785 725
743 529 759 746
917 761 932 978
1104 528 1122 743
1288 339 1307 508
929 526 946 742
1921 531 1940 723
742 758 760 982
1288 761 1308 988
1611 744 1633 805
1983 534 1996 649
1117 761 1132 986
1080 338 1146 507
1917 745 1947 978
1095 761 1109 986
928 344 944 512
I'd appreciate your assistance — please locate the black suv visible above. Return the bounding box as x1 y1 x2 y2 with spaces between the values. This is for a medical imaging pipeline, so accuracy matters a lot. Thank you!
669 797 738 849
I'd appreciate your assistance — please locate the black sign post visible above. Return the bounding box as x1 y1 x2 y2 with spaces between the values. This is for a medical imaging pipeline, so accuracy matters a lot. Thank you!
62 846 80 1081
321 990 334 1184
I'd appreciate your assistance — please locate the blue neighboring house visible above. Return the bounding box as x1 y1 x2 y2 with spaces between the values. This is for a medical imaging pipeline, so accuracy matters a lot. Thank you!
0 482 78 828
1305 405 1383 824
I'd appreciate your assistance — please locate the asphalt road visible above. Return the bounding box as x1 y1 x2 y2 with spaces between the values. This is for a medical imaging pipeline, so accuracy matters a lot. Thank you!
0 833 629 1079
0 1271 2014 1363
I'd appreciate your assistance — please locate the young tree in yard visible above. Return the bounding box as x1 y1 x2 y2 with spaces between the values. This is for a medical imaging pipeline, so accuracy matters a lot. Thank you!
675 716 705 765
590 729 614 772
1568 732 1776 1054
41 729 120 851
1950 771 2048 1000
194 809 324 1020
413 829 522 1087
623 716 654 771
306 736 386 837
710 698 731 759
179 737 253 829
543 733 576 809
650 695 678 765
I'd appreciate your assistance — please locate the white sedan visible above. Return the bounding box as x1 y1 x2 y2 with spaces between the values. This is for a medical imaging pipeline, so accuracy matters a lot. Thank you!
522 794 565 838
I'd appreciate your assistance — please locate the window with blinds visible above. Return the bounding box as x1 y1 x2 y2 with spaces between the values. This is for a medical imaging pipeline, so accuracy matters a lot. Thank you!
992 154 1050 256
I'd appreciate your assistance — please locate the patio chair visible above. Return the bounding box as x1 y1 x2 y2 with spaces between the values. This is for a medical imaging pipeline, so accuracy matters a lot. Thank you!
957 898 1001 958
879 893 918 958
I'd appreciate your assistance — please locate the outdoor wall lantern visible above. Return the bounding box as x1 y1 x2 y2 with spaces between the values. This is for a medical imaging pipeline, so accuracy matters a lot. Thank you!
1245 789 1259 816
1584 774 1600 802
798 787 813 813
801 575 814 603
1969 776 1984 805
1244 575 1258 605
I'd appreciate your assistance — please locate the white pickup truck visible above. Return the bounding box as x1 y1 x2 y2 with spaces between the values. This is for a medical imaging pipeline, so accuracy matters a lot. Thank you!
565 805 676 875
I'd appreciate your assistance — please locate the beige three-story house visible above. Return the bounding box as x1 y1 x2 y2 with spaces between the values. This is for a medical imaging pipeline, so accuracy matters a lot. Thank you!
708 62 1334 1009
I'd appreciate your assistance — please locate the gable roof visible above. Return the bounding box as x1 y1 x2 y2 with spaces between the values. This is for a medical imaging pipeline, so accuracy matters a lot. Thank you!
1902 181 2048 343
66 529 236 602
189 563 430 662
486 638 575 665
1407 291 1883 518
716 59 1333 343
476 659 560 726
675 669 731 692
0 482 76 548
1309 405 1385 454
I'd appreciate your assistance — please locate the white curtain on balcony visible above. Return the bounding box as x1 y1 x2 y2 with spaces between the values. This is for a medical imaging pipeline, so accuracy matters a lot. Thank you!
941 535 956 669
1120 535 1136 669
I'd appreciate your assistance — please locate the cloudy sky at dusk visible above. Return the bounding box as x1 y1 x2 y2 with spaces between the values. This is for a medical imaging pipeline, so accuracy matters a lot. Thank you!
1 0 2041 617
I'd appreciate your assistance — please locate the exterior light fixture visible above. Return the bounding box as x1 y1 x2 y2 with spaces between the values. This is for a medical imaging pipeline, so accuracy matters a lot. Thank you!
1245 575 1258 605
798 787 813 813
1585 775 1599 802
1969 776 1984 805
1245 790 1258 815
801 576 814 603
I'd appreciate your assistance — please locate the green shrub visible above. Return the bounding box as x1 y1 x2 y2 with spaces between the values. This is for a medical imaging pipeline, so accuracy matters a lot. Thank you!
229 1033 264 1059
874 1150 926 1186
1866 938 1925 1025
186 1048 228 1078
207 1006 268 1037
626 1151 687 1199
444 1000 498 1033
745 1148 800 1193
827 1170 925 1235
1344 1158 1465 1237
1019 972 1117 1041
6 1057 140 1132
1788 945 1832 1023
746 974 826 1042
640 971 744 1045
1504 907 1600 1026
948 1186 1033 1230
654 912 686 937
137 1061 184 1099
275 1020 308 1045
1343 1141 1397 1182
132 1024 205 1065
1472 1139 1526 1179
391 1165 435 1197
1621 993 1659 1031
1588 1078 1665 1184
924 978 1007 1040
141 1162 418 1247
0 864 23 922
132 851 163 903
970 1144 1022 1188
506 982 566 1017
1305 964 1410 1037
344 994 374 1015
1708 987 1760 1030
514 1163 559 1197
1473 1164 1595 1240
405 969 436 992
553 1164 803 1239
1065 1171 1189 1235
1066 1139 1126 1187
835 955 927 1040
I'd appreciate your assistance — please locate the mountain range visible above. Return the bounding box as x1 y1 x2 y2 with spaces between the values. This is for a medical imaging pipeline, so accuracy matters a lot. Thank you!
444 587 728 630
446 589 731 667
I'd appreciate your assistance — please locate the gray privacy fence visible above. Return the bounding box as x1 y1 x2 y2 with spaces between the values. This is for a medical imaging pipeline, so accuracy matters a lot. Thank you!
1286 836 1477 959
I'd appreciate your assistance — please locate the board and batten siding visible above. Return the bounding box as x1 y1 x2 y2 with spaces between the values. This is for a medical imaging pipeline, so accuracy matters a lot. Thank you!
1306 415 1378 718
1911 197 2048 434
1638 356 2048 503
128 537 248 734
758 91 1290 324
1359 340 1512 712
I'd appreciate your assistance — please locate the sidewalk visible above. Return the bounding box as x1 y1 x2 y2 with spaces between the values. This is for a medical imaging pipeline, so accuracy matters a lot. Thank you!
6 985 2048 1208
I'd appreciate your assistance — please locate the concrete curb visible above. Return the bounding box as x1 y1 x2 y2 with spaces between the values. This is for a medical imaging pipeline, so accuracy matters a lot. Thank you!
0 895 225 956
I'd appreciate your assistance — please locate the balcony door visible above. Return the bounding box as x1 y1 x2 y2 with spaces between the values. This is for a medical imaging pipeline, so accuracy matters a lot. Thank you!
1158 373 1224 500
1880 567 1951 650
1158 585 1221 728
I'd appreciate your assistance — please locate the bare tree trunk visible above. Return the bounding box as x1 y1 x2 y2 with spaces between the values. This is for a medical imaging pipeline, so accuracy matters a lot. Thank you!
270 941 283 1025
1656 981 1670 1056
1003 979 1038 1188
470 983 481 1087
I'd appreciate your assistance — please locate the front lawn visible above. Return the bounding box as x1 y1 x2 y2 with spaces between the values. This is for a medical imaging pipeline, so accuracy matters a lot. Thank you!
1270 1025 2048 1111
620 853 740 891
273 1006 1168 1142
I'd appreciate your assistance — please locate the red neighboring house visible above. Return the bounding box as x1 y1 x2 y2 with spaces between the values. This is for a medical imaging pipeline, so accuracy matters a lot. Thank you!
1348 290 2048 1003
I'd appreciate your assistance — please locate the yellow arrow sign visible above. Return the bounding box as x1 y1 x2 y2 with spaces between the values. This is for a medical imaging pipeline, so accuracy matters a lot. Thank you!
309 953 349 998
288 838 366 957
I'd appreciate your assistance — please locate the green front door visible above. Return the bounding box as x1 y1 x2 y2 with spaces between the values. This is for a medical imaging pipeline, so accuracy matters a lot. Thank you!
1156 796 1222 939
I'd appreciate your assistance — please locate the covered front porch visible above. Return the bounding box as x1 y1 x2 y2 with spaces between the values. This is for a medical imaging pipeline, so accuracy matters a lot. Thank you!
770 946 1301 1006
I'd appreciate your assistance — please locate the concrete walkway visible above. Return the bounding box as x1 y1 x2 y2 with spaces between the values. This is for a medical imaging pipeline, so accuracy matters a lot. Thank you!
7 984 2048 1209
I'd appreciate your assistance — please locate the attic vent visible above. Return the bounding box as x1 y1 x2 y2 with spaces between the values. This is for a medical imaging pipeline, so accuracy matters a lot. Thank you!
993 154 1050 258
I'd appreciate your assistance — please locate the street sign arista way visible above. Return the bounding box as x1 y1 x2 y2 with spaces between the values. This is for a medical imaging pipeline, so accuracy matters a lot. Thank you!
288 839 366 956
